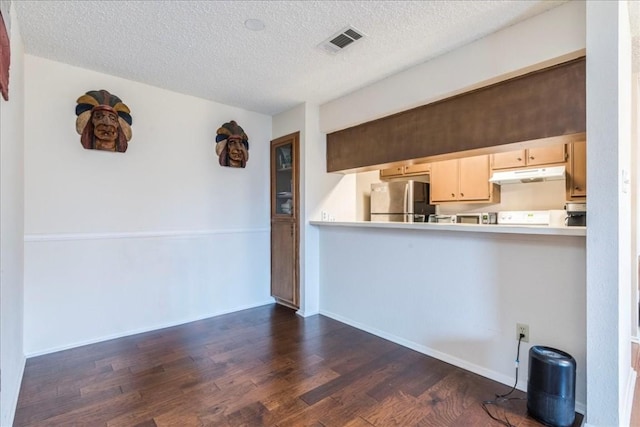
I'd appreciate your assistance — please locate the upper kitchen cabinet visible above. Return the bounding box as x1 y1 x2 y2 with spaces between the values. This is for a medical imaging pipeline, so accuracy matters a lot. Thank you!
566 140 586 200
491 145 567 170
380 162 430 179
430 155 500 203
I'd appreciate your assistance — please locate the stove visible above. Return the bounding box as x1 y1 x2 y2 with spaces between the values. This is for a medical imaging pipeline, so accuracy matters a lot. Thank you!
497 211 551 225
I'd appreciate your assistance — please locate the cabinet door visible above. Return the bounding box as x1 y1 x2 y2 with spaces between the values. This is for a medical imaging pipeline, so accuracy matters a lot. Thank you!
526 145 566 166
404 163 430 175
459 155 490 201
271 220 297 307
430 159 459 202
380 166 404 178
568 141 586 198
492 150 526 169
492 145 566 169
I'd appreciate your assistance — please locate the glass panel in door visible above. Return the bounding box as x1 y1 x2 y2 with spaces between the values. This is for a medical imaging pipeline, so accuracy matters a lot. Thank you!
275 142 293 216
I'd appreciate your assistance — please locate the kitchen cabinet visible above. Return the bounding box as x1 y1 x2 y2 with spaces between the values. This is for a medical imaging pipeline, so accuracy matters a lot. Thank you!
491 145 567 170
270 132 299 309
566 140 586 199
430 155 500 203
380 162 430 179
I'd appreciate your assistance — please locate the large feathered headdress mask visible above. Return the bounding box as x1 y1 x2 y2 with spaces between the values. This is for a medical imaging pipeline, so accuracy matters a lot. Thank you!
215 120 249 168
75 90 132 152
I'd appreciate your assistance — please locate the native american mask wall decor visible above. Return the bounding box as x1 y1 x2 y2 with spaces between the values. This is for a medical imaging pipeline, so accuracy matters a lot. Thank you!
215 120 249 168
75 90 133 152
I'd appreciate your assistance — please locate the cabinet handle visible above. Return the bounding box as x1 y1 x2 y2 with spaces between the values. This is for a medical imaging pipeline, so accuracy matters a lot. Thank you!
529 156 535 160
460 193 464 197
517 157 522 161
575 186 582 190
451 193 455 197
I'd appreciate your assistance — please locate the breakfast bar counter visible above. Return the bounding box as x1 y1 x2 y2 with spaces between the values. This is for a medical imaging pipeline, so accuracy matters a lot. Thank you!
309 220 586 237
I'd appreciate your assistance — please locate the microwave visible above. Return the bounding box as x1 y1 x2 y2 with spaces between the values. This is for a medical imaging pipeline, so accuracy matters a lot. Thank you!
455 212 497 225
428 214 456 223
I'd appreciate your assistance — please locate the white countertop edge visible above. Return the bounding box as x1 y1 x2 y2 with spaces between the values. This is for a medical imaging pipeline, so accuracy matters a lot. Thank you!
309 220 586 236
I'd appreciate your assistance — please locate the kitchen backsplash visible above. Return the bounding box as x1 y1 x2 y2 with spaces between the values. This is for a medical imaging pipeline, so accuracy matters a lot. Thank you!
437 180 567 216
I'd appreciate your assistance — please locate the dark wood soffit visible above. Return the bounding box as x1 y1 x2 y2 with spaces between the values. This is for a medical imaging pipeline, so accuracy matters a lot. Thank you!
326 57 586 173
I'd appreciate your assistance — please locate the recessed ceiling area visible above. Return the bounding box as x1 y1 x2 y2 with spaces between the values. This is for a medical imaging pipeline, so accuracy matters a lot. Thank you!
15 1 578 115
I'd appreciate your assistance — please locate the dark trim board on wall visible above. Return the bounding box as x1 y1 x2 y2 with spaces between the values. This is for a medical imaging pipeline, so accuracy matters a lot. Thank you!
326 57 586 173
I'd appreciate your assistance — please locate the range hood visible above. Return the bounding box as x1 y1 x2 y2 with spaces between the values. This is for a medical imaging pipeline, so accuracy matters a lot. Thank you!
489 165 566 185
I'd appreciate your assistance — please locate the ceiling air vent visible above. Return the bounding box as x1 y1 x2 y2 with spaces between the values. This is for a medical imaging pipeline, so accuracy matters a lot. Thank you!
318 26 365 54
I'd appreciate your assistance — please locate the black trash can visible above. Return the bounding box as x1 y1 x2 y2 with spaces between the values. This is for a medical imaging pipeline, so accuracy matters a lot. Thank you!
527 346 576 427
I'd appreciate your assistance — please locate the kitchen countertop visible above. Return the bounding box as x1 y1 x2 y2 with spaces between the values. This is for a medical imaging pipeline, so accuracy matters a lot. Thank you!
309 220 586 236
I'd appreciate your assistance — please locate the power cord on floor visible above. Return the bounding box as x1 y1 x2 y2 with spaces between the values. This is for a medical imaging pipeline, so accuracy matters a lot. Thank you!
481 333 527 427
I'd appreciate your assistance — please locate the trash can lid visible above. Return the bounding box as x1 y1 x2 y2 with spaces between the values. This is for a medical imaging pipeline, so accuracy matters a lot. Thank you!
531 346 574 361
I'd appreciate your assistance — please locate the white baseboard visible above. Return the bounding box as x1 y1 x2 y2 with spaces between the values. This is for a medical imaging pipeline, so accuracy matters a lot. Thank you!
26 300 275 357
296 308 320 318
320 309 586 415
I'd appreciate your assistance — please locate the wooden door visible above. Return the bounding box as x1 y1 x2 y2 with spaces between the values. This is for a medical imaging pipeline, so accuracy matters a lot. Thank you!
271 221 297 306
459 155 490 201
430 159 459 202
527 144 566 166
568 140 586 198
270 133 300 309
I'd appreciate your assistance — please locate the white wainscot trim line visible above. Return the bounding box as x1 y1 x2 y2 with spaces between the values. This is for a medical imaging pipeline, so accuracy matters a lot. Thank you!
24 227 270 242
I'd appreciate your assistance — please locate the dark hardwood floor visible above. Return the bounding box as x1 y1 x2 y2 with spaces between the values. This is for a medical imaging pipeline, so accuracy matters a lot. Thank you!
14 304 582 426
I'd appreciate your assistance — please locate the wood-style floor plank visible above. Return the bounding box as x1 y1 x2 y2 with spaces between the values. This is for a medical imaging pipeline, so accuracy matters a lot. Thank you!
14 304 582 426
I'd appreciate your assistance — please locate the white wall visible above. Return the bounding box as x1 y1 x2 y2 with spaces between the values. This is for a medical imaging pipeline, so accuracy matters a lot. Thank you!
319 227 587 411
272 104 313 314
585 2 633 425
273 103 356 316
619 4 634 423
23 56 273 355
356 171 380 221
314 0 594 418
320 1 586 133
633 73 640 339
0 3 25 425
302 104 356 317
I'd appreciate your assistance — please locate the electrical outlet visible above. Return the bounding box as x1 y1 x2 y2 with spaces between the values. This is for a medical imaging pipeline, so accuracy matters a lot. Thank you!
516 323 529 343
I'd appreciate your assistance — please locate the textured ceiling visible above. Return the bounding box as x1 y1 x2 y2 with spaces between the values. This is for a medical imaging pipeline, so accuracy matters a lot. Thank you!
13 1 576 115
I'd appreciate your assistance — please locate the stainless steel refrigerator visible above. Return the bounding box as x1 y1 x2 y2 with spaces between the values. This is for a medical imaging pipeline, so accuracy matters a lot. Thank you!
370 180 435 222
